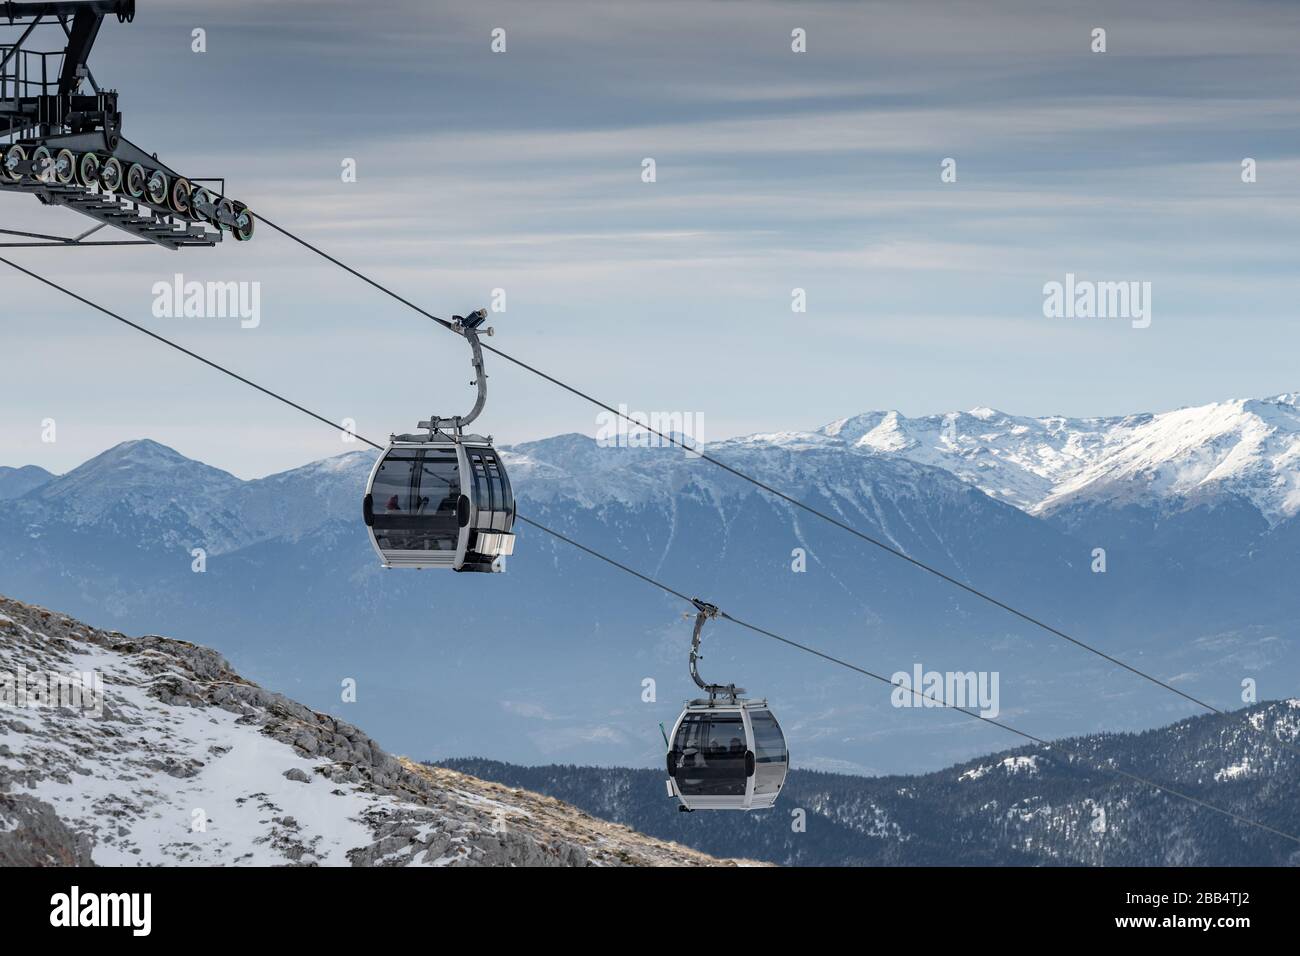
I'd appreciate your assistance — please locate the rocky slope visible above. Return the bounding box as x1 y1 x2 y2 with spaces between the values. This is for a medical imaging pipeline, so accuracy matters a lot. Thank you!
0 595 746 867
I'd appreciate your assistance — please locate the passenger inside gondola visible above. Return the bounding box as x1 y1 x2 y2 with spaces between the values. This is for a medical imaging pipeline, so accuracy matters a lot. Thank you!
673 713 748 796
371 450 460 552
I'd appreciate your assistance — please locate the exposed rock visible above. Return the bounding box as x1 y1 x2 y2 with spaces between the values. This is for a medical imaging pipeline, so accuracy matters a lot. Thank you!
0 595 756 867
0 792 94 866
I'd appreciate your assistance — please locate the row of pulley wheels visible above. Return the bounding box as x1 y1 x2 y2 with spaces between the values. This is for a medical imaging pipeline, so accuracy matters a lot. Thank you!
1 142 254 241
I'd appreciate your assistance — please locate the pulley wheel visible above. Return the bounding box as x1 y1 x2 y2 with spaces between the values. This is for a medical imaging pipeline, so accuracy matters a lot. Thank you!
145 169 169 206
215 197 236 230
125 163 147 199
100 157 124 194
54 149 77 185
29 146 53 183
170 177 193 217
77 152 101 188
190 186 216 223
232 202 255 242
2 144 27 183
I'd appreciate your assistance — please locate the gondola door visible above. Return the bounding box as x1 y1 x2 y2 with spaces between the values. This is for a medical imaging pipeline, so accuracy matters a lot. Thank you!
436 443 473 570
366 443 467 569
669 707 755 810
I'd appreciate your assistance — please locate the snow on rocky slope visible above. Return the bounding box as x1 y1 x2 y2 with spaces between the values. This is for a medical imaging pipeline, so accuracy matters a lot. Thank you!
1036 395 1300 521
0 595 747 867
820 408 1139 511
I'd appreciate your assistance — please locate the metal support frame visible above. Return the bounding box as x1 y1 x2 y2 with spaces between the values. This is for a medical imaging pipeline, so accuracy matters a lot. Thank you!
2 1 240 250
0 220 143 245
2 2 132 142
688 598 744 703
0 177 218 248
408 309 494 441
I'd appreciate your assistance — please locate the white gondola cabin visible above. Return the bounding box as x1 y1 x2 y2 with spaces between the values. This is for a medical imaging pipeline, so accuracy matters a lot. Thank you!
664 600 789 811
360 309 516 572
666 697 789 811
363 436 515 571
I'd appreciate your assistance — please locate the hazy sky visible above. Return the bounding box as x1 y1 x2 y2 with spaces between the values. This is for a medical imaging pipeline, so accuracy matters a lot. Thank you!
4 0 1299 477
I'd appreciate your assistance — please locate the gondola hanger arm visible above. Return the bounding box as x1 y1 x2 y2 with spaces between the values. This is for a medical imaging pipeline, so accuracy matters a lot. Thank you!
688 598 744 702
414 308 492 438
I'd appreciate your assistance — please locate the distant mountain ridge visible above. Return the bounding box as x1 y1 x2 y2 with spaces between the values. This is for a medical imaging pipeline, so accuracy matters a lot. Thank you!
440 697 1300 866
819 393 1300 525
2 390 1298 776
11 390 1299 526
0 465 54 501
4 440 376 555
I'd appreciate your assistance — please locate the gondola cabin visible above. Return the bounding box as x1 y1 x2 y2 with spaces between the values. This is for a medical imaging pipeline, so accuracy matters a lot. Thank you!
666 697 788 811
363 436 515 572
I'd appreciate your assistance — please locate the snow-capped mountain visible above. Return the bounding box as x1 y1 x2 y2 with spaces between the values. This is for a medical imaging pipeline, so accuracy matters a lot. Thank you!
16 390 1299 536
11 440 250 554
1038 395 1300 524
816 393 1300 526
228 450 376 546
507 389 1300 532
820 408 1141 511
0 595 742 867
0 430 1105 776
2 389 1298 777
